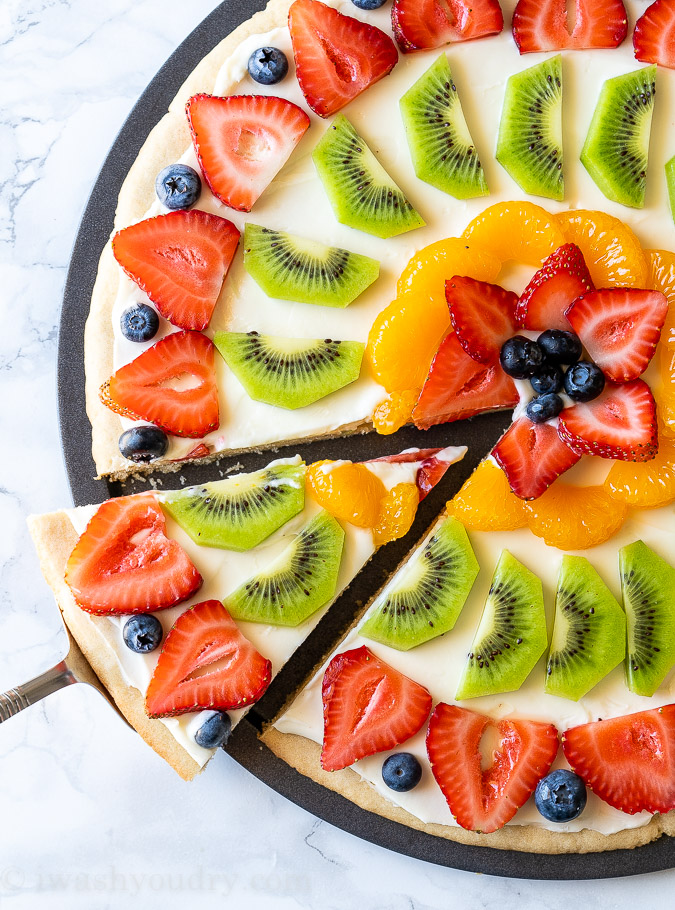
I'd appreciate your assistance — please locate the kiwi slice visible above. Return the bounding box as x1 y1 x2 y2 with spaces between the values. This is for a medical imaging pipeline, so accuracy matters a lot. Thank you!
214 331 364 410
545 556 625 702
313 115 425 239
580 66 656 209
160 462 305 551
620 540 675 697
455 550 547 700
359 517 479 651
400 54 488 200
225 510 345 626
243 223 380 308
496 55 563 201
666 155 675 225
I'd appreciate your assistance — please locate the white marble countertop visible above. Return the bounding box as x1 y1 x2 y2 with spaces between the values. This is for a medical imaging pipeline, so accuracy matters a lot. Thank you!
2 1 675 906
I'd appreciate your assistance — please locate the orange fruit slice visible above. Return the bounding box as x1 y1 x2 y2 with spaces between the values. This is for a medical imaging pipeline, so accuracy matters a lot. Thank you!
307 460 386 528
372 483 419 546
647 249 675 348
555 210 648 288
524 482 628 550
461 201 565 267
605 433 675 508
447 460 527 531
372 389 420 435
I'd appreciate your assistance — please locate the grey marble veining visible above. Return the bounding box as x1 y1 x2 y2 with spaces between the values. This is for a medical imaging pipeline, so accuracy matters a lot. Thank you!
2 1 675 906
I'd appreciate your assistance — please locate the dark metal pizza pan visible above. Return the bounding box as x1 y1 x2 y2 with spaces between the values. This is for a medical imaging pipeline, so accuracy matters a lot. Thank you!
57 0 675 880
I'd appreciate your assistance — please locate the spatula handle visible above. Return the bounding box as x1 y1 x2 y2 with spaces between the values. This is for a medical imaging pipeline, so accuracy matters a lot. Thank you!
0 662 75 722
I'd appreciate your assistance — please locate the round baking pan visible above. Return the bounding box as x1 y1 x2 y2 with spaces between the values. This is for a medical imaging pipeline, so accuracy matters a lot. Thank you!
57 0 675 879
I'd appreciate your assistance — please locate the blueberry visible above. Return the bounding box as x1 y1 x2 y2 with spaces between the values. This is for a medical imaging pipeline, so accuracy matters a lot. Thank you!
123 614 163 653
564 361 606 402
194 711 232 749
351 0 387 8
155 163 201 210
535 769 587 822
530 363 563 395
499 336 545 379
118 426 169 463
382 752 422 792
247 47 289 85
120 303 159 343
537 329 582 366
526 393 564 424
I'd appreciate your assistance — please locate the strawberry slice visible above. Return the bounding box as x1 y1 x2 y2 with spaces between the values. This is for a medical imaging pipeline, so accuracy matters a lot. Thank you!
446 277 518 364
563 706 675 814
426 704 559 833
516 244 594 331
186 94 310 212
368 447 459 500
102 330 219 438
634 0 675 69
145 600 272 717
321 645 432 771
65 494 202 615
112 210 240 331
492 417 581 500
413 333 519 430
512 0 628 53
392 0 504 53
565 288 667 383
288 0 398 118
557 380 658 461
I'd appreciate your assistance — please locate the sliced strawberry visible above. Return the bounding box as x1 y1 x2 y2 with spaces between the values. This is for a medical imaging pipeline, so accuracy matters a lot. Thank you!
426 704 559 833
492 417 581 500
446 277 518 364
557 380 658 461
289 0 398 118
321 645 432 771
563 706 675 814
186 94 310 212
369 448 442 464
102 330 219 438
145 600 271 718
634 0 675 69
65 494 202 615
516 243 594 331
392 0 504 53
512 0 628 53
368 446 459 500
565 288 667 383
112 210 240 331
413 333 519 430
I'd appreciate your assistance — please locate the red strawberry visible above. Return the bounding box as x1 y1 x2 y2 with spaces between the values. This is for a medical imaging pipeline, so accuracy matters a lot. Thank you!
634 0 675 69
65 494 202 615
392 0 504 53
186 94 310 212
565 288 667 383
426 704 559 833
563 706 675 814
413 333 519 430
512 0 628 53
492 417 581 500
112 210 240 331
103 330 219 438
516 244 594 331
321 645 432 771
369 447 460 500
289 0 398 118
557 380 658 461
145 600 272 717
446 277 518 364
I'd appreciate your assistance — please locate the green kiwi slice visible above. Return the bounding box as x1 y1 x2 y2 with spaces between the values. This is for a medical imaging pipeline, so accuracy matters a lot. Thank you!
545 556 625 702
243 224 380 308
359 516 479 651
580 66 656 209
455 550 547 700
400 54 488 200
620 540 675 697
160 461 305 551
214 331 364 410
312 115 425 239
225 510 345 626
666 155 675 225
496 55 563 201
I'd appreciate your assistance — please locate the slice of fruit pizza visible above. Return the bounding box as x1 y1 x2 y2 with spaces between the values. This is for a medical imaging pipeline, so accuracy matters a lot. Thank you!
27 446 464 779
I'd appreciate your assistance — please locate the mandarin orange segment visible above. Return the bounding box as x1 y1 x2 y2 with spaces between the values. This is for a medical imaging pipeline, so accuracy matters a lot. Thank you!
555 210 648 288
646 249 675 348
461 201 565 266
372 482 419 546
657 345 675 437
605 433 675 508
447 460 527 531
523 482 628 550
307 460 386 528
372 389 420 435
